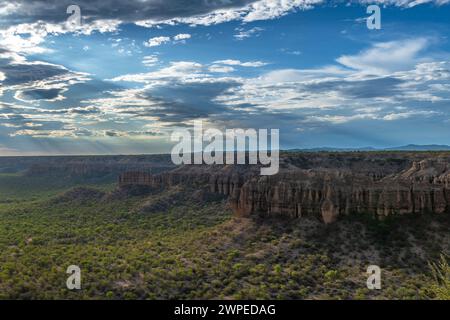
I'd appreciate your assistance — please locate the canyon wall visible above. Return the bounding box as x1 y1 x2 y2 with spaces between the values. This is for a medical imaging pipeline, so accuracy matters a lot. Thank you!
118 153 450 223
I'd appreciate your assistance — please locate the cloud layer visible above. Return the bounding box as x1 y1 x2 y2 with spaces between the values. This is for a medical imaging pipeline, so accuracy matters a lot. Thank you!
2 0 447 29
1 1 450 154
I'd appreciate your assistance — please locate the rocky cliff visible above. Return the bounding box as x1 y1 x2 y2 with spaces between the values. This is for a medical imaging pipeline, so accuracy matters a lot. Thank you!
118 153 450 223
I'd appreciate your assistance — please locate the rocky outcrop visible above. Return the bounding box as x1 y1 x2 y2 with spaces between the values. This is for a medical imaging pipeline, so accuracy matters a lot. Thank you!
231 168 450 223
118 153 450 223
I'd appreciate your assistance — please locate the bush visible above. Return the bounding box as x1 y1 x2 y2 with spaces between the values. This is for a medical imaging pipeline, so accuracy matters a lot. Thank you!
428 254 450 300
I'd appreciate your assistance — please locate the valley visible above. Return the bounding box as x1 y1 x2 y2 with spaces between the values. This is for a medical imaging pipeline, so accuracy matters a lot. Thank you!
0 152 448 300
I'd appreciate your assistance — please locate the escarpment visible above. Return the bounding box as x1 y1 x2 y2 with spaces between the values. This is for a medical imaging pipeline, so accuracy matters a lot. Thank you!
23 155 175 178
230 167 450 223
118 153 450 223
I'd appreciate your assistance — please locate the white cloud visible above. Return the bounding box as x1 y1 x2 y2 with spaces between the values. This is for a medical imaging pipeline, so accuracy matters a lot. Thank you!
260 66 350 83
77 19 121 34
0 2 20 16
144 36 171 47
81 88 158 115
213 59 268 67
142 55 159 67
234 27 264 40
173 33 191 41
144 34 192 47
111 61 205 83
208 65 235 73
106 38 450 131
2 1 449 36
243 0 322 22
336 38 430 75
301 109 439 124
7 127 142 138
6 35 443 145
151 0 323 26
306 113 378 124
358 0 450 8
0 24 53 55
0 20 121 55
382 110 438 121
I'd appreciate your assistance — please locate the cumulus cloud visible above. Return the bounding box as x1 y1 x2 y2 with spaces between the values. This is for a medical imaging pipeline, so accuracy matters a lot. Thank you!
1 1 448 33
144 33 192 47
144 36 171 47
173 33 191 41
93 37 450 138
0 19 121 56
0 0 257 26
150 0 323 26
0 0 320 31
138 0 448 27
0 0 447 61
1 0 450 153
211 42 450 130
242 0 321 22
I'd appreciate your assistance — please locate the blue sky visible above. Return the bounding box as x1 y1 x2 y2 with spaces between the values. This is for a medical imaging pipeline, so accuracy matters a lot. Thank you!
1 0 450 155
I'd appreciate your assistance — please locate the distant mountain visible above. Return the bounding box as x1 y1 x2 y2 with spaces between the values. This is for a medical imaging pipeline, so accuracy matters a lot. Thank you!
287 144 450 152
287 147 377 152
385 144 450 151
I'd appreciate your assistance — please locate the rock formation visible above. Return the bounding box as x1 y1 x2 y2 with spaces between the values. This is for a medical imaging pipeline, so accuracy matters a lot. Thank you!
117 153 450 223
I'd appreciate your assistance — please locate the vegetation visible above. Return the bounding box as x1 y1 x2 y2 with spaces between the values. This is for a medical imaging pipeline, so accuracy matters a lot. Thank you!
0 173 449 300
428 254 450 299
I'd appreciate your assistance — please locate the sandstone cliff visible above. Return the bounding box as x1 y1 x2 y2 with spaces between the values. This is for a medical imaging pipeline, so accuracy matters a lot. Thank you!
118 153 450 223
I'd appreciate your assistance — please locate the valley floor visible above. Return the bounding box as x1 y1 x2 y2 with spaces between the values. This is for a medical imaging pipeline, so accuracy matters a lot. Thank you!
0 173 448 299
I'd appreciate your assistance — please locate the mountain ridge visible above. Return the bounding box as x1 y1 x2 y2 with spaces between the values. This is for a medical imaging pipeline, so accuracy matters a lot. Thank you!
288 144 450 152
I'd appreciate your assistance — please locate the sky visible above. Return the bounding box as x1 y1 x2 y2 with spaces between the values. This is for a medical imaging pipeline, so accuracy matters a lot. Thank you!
1 0 450 155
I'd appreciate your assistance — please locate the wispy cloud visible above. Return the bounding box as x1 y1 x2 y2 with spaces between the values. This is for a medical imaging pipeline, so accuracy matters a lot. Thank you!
142 55 159 67
337 38 431 75
234 27 264 40
213 59 268 67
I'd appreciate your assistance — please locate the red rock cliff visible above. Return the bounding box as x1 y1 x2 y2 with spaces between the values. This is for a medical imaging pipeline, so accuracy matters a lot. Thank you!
118 153 450 223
